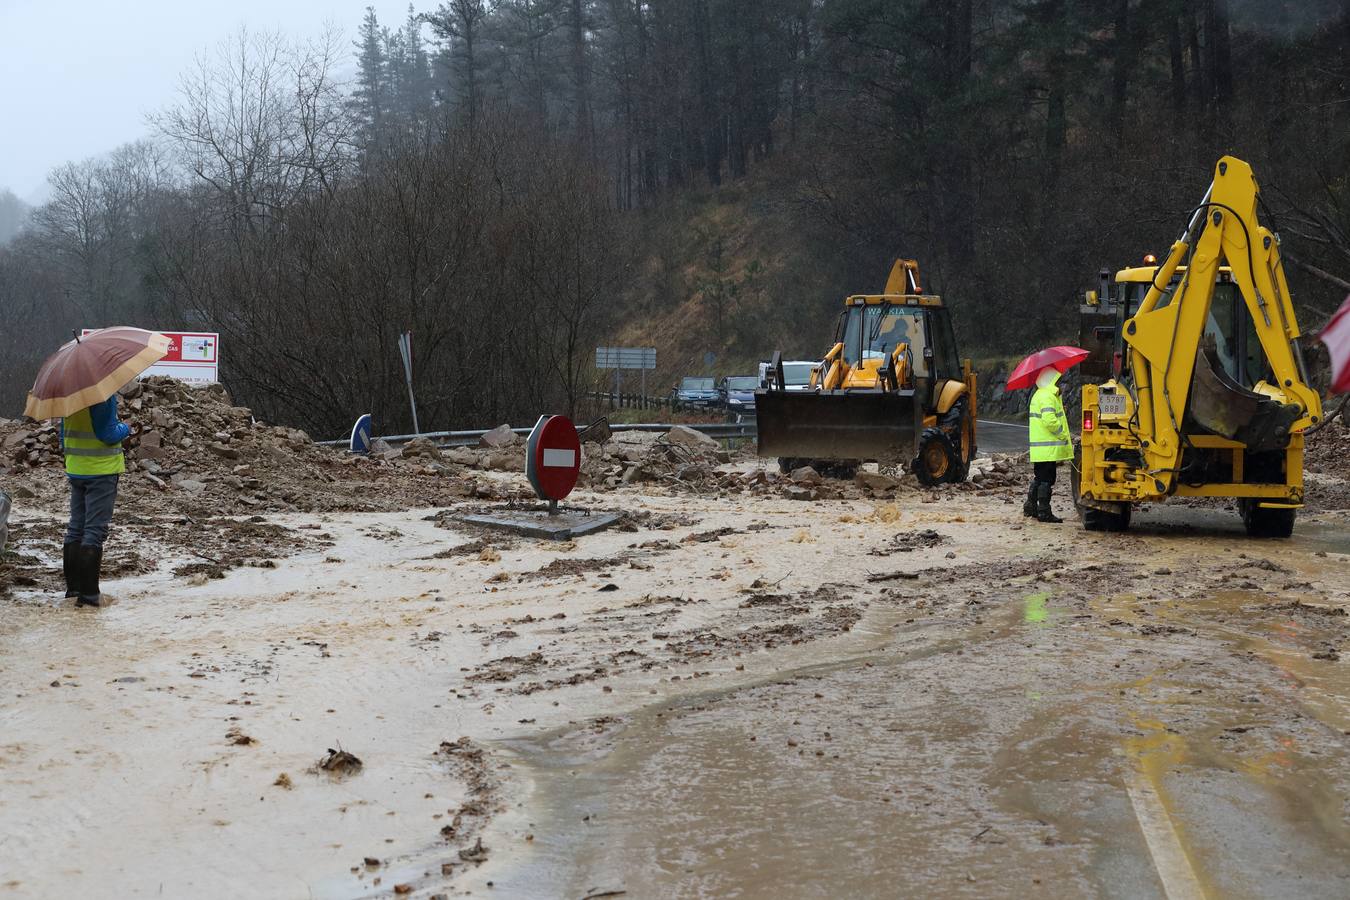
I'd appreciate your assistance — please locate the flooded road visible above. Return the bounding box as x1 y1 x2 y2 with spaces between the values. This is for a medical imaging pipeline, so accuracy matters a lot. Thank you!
483 581 1350 899
3 470 1349 898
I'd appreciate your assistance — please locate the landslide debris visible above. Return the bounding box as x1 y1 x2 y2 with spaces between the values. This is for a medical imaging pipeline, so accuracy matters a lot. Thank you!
1307 416 1350 478
0 377 468 515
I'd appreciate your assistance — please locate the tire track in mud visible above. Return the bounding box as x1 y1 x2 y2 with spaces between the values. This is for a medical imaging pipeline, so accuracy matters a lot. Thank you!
462 536 1350 898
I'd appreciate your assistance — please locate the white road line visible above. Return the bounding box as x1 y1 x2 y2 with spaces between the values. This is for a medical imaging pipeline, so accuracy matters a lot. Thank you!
1125 771 1206 900
977 419 1028 428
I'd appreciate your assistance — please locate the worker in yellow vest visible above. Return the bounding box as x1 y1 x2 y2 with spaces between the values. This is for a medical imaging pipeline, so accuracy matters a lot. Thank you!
1023 367 1073 523
62 395 129 606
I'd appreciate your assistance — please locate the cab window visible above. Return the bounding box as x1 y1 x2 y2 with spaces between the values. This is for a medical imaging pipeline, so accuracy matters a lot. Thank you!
842 305 928 377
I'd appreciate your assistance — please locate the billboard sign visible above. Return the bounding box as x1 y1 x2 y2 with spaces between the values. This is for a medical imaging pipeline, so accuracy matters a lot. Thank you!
84 330 221 384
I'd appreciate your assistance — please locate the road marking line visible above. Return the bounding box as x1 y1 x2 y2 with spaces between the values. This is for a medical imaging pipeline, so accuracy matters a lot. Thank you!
1125 770 1206 900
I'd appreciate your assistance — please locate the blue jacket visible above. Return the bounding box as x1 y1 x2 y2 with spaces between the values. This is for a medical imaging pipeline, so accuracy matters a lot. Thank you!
61 396 130 478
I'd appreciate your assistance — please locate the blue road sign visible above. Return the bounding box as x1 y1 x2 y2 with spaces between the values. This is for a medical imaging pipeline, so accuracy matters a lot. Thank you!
349 413 373 454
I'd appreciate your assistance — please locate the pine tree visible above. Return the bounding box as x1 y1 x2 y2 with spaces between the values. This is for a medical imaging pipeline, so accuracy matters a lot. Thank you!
427 0 492 126
351 7 390 154
398 5 435 131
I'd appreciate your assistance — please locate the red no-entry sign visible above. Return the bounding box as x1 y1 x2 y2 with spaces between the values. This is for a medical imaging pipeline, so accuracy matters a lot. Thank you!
526 415 581 503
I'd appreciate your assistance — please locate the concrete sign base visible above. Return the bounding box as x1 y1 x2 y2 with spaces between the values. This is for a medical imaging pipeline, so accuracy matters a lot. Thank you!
457 507 621 540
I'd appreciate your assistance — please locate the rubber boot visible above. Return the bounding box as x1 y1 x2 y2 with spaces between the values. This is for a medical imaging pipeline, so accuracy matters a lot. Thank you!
75 544 105 608
63 542 80 599
1036 483 1063 524
1022 481 1038 518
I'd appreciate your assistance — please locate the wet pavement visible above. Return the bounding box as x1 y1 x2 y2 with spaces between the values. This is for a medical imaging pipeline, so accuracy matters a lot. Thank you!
976 419 1030 454
2 474 1348 899
484 576 1350 898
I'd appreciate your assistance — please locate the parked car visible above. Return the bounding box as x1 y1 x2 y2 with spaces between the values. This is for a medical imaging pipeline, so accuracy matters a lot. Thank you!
776 360 819 392
671 376 719 410
718 375 759 421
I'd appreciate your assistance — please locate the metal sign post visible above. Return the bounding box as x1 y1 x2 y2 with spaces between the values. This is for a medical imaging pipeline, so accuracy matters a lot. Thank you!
398 331 421 435
595 347 656 405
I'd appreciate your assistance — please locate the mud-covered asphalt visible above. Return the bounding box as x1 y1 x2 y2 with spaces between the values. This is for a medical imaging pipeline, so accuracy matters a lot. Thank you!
2 465 1349 899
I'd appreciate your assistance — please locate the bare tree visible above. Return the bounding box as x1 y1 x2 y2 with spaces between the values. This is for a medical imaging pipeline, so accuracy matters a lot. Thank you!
153 28 353 226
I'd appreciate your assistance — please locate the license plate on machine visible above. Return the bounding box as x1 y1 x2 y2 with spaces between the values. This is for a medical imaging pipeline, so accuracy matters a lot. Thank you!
1098 393 1126 416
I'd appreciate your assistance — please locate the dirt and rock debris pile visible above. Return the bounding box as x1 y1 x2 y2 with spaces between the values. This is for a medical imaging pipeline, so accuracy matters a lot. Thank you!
2 382 1031 527
0 377 464 515
1306 416 1350 479
424 416 1026 502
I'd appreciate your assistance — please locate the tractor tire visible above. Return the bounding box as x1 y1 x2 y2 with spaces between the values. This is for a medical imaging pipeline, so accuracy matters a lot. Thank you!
1240 499 1295 538
1082 504 1132 532
913 427 960 487
1069 439 1131 531
940 395 973 484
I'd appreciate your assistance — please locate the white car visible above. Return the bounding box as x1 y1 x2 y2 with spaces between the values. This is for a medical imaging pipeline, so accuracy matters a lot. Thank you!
777 360 819 392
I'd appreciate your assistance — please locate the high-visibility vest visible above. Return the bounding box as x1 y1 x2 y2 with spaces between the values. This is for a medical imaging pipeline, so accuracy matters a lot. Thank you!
1028 384 1072 462
63 406 125 476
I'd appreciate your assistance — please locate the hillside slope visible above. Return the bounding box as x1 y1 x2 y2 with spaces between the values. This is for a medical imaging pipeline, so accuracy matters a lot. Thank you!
612 178 849 394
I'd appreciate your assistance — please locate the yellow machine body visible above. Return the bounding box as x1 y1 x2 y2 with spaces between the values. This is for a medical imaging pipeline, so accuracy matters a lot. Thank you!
756 260 979 484
1076 156 1322 535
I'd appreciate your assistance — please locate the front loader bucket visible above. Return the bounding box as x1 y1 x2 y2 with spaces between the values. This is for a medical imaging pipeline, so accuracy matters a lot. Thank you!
755 389 921 463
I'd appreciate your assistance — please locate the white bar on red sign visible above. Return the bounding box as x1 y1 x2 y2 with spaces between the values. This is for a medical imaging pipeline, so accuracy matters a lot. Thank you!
542 449 576 468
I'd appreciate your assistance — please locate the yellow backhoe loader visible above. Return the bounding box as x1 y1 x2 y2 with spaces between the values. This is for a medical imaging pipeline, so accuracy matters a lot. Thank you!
1075 156 1322 536
756 260 978 484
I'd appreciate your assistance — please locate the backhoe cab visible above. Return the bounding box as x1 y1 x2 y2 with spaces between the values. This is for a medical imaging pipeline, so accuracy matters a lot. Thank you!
1076 156 1322 537
756 259 978 484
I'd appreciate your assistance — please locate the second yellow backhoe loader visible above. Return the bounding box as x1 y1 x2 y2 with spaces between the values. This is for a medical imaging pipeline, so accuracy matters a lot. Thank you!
1075 156 1322 536
756 260 978 484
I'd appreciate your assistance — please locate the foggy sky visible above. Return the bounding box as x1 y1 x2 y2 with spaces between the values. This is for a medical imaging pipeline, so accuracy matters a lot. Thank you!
0 0 420 202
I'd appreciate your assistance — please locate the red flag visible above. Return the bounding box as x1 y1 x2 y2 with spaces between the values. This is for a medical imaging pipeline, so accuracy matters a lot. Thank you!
1321 295 1350 394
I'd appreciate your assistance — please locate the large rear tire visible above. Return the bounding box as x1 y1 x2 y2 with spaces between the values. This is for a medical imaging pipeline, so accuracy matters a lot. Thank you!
1071 442 1131 530
1240 500 1295 538
913 428 960 487
1083 504 1132 532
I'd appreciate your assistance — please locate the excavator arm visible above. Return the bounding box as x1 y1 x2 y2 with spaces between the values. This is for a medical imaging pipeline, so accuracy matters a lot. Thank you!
1123 156 1322 492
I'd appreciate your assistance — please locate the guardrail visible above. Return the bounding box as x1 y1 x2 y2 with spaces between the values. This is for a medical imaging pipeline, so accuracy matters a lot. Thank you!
318 420 756 448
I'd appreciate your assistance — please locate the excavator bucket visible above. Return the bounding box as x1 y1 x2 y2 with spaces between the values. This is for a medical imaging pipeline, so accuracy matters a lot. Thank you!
1188 347 1302 452
755 389 922 463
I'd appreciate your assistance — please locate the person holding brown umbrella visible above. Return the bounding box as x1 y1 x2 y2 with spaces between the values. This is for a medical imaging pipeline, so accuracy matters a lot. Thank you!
25 327 170 607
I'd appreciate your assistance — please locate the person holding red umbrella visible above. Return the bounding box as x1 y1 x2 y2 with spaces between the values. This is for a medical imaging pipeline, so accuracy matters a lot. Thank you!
1005 345 1090 523
25 327 170 607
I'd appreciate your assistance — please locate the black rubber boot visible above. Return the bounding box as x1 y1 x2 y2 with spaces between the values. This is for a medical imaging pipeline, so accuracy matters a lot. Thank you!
75 544 105 608
1022 481 1038 518
1036 483 1063 523
63 542 80 599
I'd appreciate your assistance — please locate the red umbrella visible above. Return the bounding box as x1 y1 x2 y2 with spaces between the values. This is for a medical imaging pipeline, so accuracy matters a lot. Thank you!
1004 345 1090 392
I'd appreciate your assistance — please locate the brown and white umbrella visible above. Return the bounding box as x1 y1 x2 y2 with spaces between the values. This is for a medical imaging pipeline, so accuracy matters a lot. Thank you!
24 327 171 420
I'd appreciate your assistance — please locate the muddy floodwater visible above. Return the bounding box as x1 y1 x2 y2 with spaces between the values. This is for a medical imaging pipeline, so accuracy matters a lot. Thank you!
3 467 1349 898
